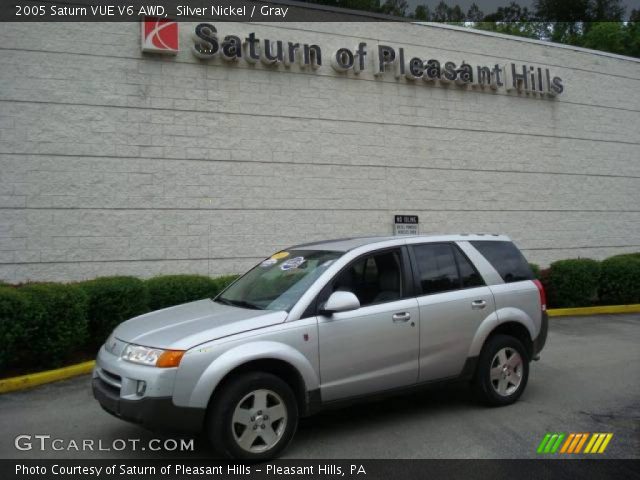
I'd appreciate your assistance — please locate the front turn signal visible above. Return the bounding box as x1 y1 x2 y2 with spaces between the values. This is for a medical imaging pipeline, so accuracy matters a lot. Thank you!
156 350 185 368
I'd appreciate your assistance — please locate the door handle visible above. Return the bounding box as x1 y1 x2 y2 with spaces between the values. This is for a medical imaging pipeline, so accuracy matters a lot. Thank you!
392 312 411 322
471 300 487 309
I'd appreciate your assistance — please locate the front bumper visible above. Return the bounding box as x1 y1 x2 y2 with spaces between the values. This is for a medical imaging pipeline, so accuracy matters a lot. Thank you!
92 345 204 433
92 377 204 433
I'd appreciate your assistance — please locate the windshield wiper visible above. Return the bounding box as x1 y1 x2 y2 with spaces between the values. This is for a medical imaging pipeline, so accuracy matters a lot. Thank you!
215 298 262 310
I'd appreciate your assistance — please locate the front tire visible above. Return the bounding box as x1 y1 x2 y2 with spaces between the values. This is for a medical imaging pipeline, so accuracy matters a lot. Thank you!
473 334 529 406
207 372 298 460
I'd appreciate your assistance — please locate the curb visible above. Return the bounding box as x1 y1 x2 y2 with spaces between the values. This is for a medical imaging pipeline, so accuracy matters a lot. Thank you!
0 360 95 394
547 304 640 317
1 304 639 393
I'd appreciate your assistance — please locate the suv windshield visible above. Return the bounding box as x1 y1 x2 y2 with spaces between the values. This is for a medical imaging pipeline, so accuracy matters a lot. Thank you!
216 250 342 311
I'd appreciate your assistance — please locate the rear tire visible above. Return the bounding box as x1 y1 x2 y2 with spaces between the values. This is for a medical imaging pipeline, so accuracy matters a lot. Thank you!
473 334 529 406
207 372 298 460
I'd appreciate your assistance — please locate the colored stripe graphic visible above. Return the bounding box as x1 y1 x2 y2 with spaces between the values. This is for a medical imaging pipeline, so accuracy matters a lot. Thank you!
539 433 613 454
598 433 613 453
550 434 565 453
560 433 575 453
537 433 565 454
585 433 614 454
537 434 552 454
574 433 589 453
567 433 586 453
584 433 599 453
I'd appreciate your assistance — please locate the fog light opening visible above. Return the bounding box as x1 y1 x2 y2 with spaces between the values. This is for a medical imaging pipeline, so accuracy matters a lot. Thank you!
136 380 146 396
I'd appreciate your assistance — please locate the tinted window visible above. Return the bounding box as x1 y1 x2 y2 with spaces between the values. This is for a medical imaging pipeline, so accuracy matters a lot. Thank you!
454 247 485 288
470 241 534 283
332 250 403 306
412 244 460 295
363 257 378 284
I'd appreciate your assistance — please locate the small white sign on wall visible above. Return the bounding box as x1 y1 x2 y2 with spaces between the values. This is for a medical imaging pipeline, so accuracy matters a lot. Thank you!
393 215 419 235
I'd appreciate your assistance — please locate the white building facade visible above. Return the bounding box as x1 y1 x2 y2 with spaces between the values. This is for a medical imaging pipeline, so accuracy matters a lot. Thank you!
0 19 639 282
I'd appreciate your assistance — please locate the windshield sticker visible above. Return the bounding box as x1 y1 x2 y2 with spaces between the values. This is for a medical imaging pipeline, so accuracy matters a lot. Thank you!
281 256 305 271
271 251 290 260
260 258 277 268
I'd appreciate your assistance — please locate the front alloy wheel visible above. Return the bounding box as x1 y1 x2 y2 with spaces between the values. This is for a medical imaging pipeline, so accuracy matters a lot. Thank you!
207 372 298 460
232 389 288 453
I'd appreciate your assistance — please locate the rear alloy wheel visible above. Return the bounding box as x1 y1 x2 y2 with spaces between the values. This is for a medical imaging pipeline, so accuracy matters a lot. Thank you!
490 347 524 397
474 334 529 406
207 372 298 460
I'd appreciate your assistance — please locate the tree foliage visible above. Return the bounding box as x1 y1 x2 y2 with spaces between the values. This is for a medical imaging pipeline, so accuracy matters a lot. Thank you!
466 3 484 22
380 0 408 17
582 21 627 53
297 0 639 58
626 14 640 57
413 4 430 20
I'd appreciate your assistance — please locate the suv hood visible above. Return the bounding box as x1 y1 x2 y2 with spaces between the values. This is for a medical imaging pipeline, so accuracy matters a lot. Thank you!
112 299 287 350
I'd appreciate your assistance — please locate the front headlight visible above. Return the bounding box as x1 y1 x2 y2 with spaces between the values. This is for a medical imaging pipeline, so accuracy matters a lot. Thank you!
121 344 185 368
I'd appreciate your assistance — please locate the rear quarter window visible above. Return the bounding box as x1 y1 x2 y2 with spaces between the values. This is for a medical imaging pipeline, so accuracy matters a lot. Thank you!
470 241 534 283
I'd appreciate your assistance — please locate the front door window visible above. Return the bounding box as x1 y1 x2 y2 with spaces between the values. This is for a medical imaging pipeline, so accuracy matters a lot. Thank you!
331 250 403 306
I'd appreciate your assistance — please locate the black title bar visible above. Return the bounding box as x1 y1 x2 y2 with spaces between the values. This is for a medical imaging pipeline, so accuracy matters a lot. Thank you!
4 459 640 480
4 0 400 22
2 0 638 22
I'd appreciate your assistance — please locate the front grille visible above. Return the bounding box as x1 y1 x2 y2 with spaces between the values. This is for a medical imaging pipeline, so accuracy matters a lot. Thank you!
97 367 122 394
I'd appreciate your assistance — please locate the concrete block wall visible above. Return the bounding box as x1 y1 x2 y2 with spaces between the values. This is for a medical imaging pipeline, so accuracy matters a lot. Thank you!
0 21 638 282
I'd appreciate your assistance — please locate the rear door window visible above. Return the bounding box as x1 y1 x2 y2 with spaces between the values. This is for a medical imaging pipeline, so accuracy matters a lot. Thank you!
470 241 534 283
411 243 460 295
454 247 484 288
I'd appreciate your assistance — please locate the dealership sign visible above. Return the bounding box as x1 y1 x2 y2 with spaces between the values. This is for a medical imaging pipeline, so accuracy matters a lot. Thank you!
141 18 564 96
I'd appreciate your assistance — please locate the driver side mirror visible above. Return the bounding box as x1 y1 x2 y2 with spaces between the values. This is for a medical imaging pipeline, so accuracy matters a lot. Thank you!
320 291 360 315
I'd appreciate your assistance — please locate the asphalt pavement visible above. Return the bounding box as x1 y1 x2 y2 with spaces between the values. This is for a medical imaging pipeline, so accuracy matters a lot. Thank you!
1 314 638 459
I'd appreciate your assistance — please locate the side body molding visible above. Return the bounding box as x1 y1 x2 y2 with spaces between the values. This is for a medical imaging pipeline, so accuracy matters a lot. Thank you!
186 341 320 409
467 310 499 358
466 307 535 358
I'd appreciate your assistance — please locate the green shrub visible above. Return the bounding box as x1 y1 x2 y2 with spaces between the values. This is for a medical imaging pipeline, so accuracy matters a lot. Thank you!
146 275 220 310
544 259 600 308
19 283 89 367
0 287 29 370
599 256 640 305
528 263 541 279
79 276 149 346
607 252 640 261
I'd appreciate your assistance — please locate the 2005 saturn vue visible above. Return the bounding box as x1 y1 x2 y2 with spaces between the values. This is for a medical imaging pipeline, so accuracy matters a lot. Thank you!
93 235 548 459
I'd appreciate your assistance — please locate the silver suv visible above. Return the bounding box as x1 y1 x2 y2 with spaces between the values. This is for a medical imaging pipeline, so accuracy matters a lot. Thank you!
93 235 547 459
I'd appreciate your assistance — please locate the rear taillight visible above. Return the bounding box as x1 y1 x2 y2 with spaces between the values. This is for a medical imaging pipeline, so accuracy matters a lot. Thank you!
533 279 546 311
